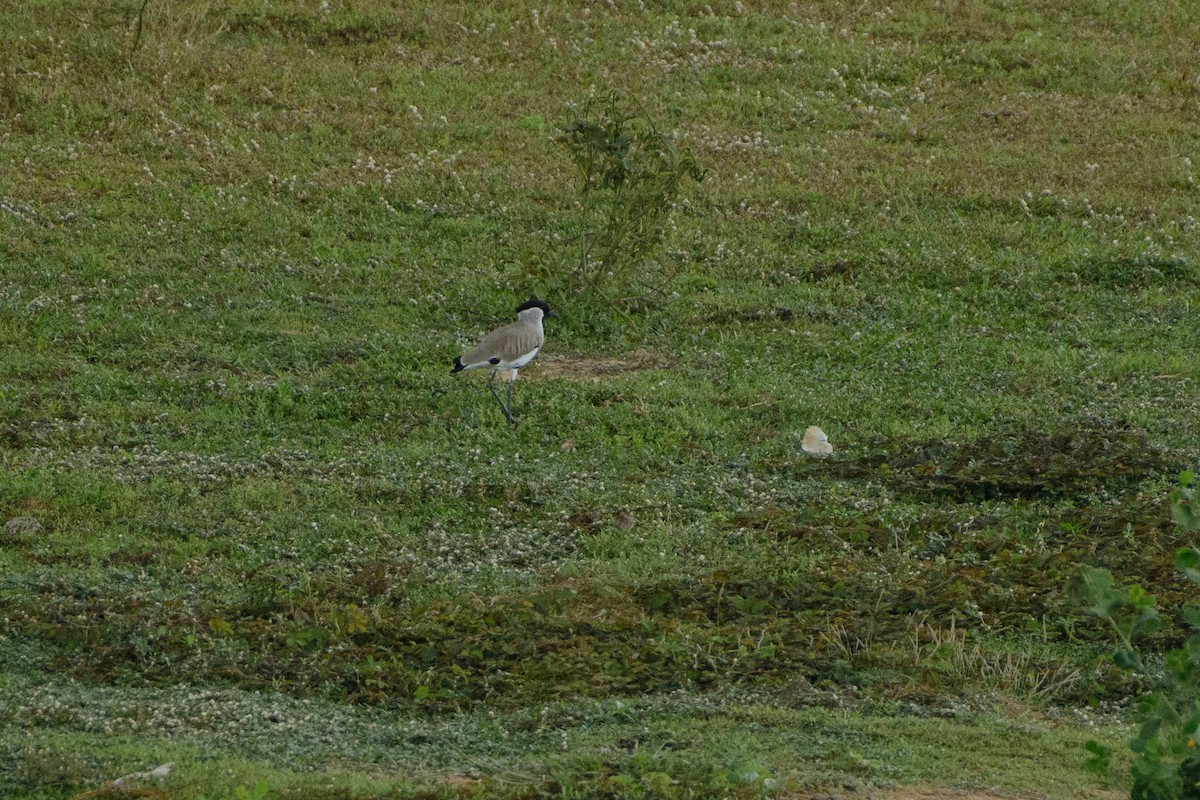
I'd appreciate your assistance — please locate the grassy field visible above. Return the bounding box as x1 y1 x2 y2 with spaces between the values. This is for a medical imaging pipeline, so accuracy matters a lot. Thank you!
2 0 1198 797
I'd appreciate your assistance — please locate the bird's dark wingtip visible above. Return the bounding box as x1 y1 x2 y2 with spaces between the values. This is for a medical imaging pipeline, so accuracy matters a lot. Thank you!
451 357 465 374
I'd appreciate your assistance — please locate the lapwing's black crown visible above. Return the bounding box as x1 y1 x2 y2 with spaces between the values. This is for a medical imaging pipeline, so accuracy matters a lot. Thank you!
516 297 552 315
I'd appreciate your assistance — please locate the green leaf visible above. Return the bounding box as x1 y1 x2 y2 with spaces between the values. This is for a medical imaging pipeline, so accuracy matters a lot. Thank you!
1163 649 1194 679
1114 645 1141 670
1128 584 1157 610
1174 501 1200 532
1075 566 1124 618
1177 548 1200 571
208 617 235 637
1133 608 1164 637
1131 757 1183 799
1083 739 1111 776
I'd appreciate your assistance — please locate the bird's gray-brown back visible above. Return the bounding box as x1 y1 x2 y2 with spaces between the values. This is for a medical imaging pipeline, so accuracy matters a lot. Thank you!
462 318 544 366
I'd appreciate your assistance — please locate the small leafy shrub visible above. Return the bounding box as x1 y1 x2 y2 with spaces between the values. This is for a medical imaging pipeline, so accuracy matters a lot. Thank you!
554 93 703 302
1077 472 1200 799
1175 471 1200 532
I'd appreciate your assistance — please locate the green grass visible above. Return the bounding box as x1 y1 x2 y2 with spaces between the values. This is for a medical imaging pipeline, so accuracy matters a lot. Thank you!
2 0 1198 797
0 678 1131 798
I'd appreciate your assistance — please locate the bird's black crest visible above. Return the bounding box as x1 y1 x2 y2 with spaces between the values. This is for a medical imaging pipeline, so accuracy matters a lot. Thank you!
515 297 552 316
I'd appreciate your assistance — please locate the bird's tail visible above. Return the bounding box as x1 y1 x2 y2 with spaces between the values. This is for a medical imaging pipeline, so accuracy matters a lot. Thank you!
450 357 465 374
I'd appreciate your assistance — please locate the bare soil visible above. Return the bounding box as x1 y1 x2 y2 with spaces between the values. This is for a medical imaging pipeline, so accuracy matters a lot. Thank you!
506 348 665 382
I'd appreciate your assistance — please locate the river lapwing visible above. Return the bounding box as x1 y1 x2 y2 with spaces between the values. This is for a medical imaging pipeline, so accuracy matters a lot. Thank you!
452 298 557 425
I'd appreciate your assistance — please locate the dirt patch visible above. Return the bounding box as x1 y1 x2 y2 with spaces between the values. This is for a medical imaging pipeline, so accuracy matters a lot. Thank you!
807 258 858 281
817 423 1172 502
511 349 665 382
434 774 484 789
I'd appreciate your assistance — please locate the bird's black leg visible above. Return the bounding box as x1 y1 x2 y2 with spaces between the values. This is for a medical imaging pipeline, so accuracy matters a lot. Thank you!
487 371 517 425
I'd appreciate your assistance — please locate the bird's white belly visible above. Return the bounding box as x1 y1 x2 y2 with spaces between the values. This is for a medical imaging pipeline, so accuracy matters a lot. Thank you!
499 347 540 370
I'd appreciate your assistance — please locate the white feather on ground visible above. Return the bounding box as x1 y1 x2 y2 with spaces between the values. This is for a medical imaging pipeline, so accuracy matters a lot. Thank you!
801 426 833 456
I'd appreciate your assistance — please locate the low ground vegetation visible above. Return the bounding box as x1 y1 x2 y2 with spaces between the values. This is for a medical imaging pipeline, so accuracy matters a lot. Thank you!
2 1 1199 797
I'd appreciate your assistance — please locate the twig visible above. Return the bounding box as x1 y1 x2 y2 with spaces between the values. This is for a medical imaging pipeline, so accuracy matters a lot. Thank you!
130 0 151 54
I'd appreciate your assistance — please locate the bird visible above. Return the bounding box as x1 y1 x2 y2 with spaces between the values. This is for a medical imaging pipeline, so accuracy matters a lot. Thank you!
452 297 557 425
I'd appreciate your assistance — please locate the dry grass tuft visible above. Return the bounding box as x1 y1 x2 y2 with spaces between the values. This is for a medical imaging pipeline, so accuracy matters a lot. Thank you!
522 348 665 382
